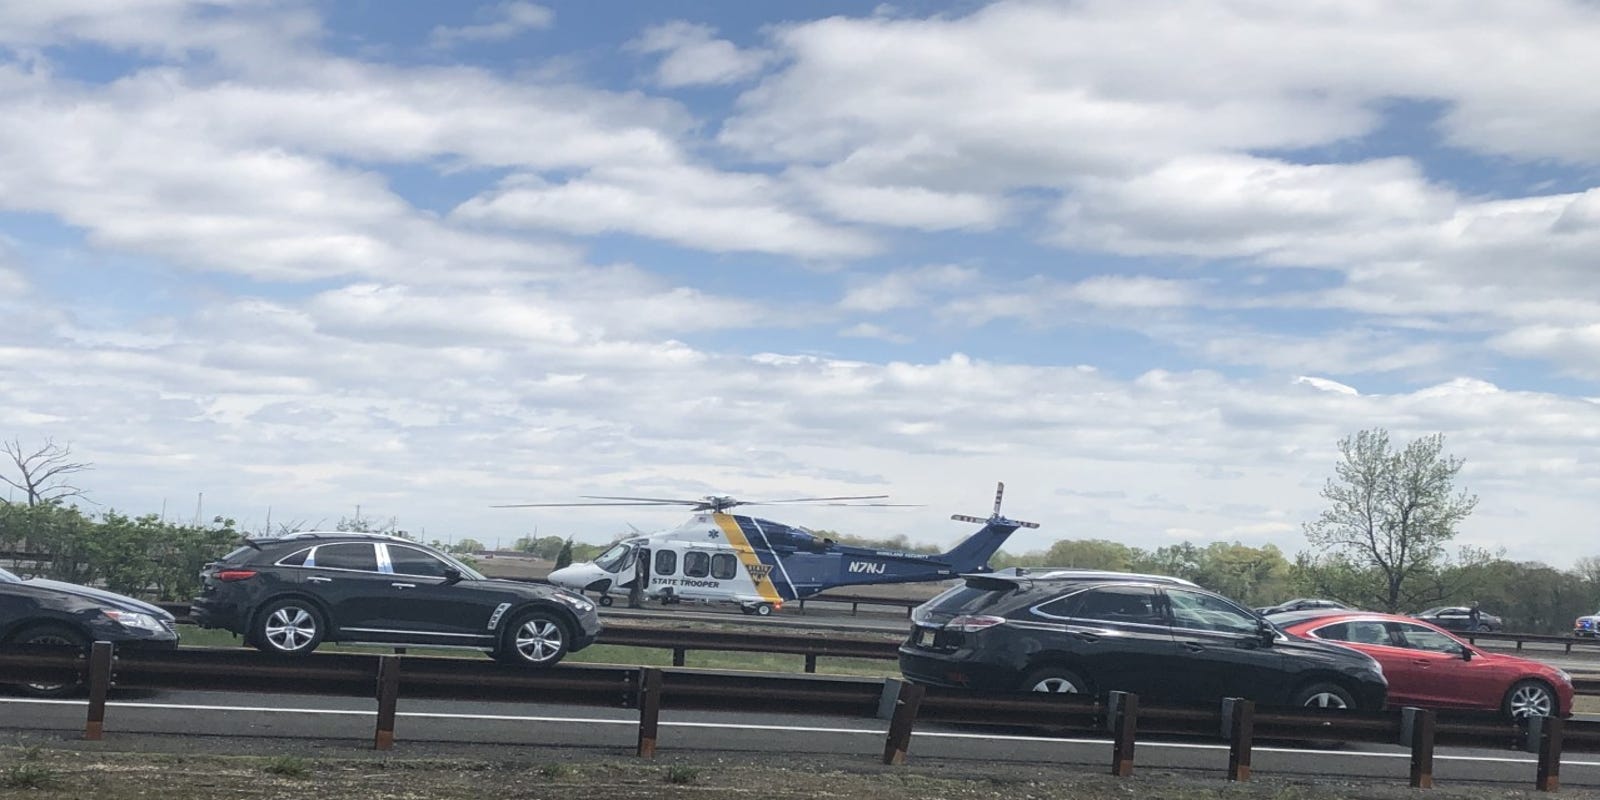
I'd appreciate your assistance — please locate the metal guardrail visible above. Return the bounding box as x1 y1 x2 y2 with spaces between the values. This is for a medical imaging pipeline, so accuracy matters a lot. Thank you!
0 642 1587 791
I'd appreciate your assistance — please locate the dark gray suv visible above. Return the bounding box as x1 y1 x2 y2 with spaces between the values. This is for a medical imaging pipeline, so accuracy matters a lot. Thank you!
899 569 1388 711
192 533 601 666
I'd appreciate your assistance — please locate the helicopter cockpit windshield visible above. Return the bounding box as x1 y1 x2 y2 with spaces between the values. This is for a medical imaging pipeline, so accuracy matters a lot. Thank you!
594 542 636 573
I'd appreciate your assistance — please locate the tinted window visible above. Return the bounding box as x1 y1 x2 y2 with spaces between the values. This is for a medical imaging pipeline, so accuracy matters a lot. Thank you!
654 550 677 576
1072 586 1164 626
310 543 379 572
388 546 450 578
1397 623 1465 654
683 551 710 578
926 586 1014 616
1313 620 1393 646
1168 589 1258 635
220 545 258 565
1032 591 1085 619
711 553 737 580
276 548 311 567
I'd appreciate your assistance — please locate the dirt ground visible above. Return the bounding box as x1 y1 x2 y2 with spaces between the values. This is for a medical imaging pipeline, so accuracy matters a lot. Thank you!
0 739 1588 800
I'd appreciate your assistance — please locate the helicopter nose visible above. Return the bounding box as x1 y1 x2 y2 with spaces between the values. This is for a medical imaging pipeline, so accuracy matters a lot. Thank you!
547 564 593 591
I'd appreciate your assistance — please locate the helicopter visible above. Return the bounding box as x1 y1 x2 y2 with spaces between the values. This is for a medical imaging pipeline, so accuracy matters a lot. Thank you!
493 482 1038 615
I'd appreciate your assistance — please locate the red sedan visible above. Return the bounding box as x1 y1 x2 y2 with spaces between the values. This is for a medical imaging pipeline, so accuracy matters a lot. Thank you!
1278 611 1573 721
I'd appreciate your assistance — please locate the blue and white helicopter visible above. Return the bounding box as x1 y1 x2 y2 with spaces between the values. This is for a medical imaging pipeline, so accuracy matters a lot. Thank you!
497 483 1038 615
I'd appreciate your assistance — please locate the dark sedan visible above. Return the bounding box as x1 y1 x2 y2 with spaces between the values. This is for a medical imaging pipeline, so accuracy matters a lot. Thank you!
1412 606 1503 633
0 566 179 695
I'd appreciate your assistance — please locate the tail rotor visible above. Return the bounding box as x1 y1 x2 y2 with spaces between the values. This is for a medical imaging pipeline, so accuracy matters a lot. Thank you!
952 481 1040 529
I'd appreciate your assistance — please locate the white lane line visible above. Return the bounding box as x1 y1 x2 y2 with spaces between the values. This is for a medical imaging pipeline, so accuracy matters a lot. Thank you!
3 698 1596 768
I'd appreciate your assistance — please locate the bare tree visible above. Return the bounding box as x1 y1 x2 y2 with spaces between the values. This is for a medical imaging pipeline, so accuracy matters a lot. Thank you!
1303 429 1479 613
1 438 92 506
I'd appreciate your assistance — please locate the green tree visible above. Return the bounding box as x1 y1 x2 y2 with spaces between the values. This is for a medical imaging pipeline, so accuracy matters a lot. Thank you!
554 537 574 569
1302 429 1479 612
449 538 485 554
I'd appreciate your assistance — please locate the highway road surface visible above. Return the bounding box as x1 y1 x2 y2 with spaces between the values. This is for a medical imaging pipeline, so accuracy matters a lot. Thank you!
1 684 1596 790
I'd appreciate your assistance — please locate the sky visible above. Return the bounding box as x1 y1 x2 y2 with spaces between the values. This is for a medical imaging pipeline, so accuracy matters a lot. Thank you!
1 0 1597 563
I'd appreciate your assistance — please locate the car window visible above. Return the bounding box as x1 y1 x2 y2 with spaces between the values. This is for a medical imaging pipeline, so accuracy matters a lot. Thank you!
926 585 1014 616
1031 591 1085 619
1070 586 1165 626
276 548 311 567
1437 608 1467 617
1167 589 1259 635
654 549 677 576
683 551 710 578
1312 620 1393 646
1397 623 1465 654
711 553 738 580
309 543 379 572
387 546 451 578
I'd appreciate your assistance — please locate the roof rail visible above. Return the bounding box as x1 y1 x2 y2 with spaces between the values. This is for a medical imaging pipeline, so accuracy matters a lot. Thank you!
248 531 415 543
965 567 1199 588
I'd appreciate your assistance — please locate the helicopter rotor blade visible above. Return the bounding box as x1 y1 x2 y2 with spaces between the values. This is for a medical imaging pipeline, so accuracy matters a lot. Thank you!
490 501 693 508
580 495 708 505
752 495 891 504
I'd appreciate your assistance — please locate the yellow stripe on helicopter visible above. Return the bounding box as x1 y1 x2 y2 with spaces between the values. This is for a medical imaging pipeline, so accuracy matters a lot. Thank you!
713 513 783 605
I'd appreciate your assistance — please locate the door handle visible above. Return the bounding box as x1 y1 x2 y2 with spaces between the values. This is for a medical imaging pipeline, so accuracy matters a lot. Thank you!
1411 659 1431 666
1183 642 1206 653
1069 631 1101 643
306 576 332 583
391 582 416 589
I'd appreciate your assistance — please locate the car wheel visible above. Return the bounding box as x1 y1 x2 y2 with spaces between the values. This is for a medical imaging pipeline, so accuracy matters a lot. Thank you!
598 595 614 607
9 624 87 698
1022 666 1091 695
1504 679 1556 721
1292 682 1355 710
753 603 774 617
1476 623 1493 632
496 610 570 667
253 599 325 655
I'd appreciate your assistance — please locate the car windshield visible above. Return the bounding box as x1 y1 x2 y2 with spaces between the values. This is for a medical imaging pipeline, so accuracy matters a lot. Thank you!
0 567 19 583
1417 607 1446 616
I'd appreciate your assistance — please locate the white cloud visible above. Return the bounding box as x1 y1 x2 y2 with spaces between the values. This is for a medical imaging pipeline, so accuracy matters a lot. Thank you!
453 166 878 259
629 21 771 87
839 265 978 312
429 2 553 48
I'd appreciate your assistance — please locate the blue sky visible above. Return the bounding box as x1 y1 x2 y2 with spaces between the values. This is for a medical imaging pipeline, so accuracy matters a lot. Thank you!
1 1 1598 563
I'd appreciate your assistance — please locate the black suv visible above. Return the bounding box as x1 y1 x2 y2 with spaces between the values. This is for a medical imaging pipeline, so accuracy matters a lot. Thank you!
899 571 1387 711
192 533 601 666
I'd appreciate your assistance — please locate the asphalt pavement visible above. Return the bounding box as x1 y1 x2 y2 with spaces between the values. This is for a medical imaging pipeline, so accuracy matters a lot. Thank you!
1 684 1596 790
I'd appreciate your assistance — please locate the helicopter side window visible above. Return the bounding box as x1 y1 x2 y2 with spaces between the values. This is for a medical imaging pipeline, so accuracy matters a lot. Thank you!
654 550 677 576
711 553 737 580
684 551 710 578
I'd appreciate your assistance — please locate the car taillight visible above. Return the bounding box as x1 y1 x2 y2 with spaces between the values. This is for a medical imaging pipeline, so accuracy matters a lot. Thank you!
946 614 1006 633
215 569 258 581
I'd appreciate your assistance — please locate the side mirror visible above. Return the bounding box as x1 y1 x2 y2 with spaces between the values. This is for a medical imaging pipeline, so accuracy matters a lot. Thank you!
1257 620 1276 646
1461 646 1474 662
443 567 463 584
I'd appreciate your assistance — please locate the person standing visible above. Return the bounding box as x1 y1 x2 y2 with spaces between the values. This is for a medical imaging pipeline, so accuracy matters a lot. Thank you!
1469 601 1482 630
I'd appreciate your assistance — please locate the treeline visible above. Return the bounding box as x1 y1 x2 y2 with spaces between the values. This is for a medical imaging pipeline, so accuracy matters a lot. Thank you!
0 500 239 602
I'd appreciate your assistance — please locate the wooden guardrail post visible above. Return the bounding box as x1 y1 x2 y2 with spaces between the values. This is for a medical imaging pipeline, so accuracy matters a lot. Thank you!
1108 691 1138 777
637 668 663 758
672 648 686 667
1535 715 1564 792
84 641 114 741
373 654 401 750
881 681 925 765
804 654 818 674
1401 707 1435 789
1222 697 1253 782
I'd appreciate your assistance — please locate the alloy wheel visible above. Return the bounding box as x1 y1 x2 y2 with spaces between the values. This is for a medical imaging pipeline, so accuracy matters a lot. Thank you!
1509 684 1553 718
1302 692 1349 709
22 632 79 693
264 606 317 651
514 618 564 664
1031 677 1081 693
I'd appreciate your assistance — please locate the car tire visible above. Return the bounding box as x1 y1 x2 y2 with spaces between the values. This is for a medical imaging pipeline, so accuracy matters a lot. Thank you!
496 609 570 667
753 603 774 617
1292 682 1355 710
598 595 614 607
8 624 88 698
252 599 326 656
1476 623 1492 632
1503 679 1556 721
1021 666 1092 695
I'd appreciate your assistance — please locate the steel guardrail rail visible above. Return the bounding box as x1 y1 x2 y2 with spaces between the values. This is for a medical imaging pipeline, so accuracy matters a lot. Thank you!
0 642 1593 791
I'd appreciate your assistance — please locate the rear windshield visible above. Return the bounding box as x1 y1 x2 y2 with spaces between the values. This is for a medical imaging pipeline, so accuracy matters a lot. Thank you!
219 545 258 565
923 585 1014 616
